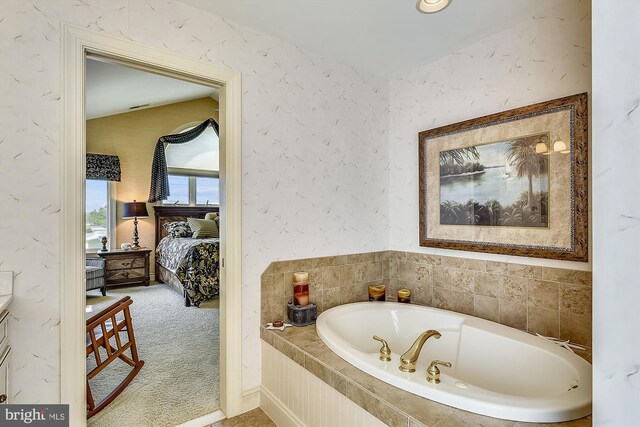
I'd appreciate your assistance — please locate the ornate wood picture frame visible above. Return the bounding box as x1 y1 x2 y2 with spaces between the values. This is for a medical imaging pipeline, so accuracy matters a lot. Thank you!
418 93 588 261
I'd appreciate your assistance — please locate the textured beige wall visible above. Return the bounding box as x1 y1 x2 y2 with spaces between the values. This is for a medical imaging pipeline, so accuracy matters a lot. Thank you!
86 97 219 276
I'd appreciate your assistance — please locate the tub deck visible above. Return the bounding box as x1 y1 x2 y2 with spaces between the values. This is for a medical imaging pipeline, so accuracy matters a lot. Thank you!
261 325 592 427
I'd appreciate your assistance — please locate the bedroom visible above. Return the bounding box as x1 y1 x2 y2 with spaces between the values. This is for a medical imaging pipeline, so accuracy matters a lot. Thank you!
84 57 222 426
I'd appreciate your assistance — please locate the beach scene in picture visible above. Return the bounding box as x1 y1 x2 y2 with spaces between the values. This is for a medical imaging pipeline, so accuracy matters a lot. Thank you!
439 132 550 228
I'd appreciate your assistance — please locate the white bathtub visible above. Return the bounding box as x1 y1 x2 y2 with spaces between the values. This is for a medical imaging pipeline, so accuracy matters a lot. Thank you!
316 302 591 423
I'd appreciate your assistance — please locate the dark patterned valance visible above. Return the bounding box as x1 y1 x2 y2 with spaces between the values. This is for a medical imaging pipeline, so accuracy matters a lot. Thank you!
148 118 219 203
86 153 121 182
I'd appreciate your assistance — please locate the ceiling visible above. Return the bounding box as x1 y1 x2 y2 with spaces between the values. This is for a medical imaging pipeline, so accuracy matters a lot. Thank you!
86 59 218 119
180 0 561 79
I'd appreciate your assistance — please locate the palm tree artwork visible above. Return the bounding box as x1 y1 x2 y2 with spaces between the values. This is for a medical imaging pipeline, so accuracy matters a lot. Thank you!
506 135 549 207
439 132 550 228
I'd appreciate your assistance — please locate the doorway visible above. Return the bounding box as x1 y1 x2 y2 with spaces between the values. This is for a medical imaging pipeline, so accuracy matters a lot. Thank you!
61 26 243 426
84 55 222 426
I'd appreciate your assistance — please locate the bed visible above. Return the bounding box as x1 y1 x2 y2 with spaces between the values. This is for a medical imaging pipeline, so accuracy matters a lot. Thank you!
153 205 220 307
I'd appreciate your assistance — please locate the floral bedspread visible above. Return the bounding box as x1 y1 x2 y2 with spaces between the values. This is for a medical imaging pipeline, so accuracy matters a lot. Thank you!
156 236 220 306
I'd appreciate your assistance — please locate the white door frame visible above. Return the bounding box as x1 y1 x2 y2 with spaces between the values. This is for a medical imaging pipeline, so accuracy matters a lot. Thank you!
60 25 243 426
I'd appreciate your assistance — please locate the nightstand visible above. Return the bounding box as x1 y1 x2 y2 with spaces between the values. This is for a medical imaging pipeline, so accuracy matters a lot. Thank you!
97 249 151 288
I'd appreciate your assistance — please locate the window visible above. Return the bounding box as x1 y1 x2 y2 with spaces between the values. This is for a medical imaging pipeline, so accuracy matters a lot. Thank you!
163 123 220 206
196 177 220 205
85 180 113 251
164 175 190 205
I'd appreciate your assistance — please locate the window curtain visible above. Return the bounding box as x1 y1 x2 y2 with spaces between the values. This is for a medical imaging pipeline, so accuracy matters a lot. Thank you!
148 118 219 203
86 153 121 182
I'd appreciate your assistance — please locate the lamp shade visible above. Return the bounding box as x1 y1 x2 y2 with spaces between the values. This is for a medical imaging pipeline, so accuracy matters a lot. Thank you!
123 201 149 219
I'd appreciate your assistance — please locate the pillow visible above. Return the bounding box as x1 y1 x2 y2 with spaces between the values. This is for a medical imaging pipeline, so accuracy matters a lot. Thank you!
163 221 193 238
204 212 219 226
187 217 219 238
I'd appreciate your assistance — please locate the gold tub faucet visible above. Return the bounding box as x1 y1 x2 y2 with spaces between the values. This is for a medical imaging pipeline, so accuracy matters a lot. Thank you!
427 360 452 384
373 335 392 361
399 330 442 373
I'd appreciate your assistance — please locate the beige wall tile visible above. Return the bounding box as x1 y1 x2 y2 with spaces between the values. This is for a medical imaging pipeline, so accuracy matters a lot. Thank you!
388 258 399 279
261 273 275 296
560 284 592 316
560 312 592 347
375 251 390 261
405 252 429 263
396 261 417 282
322 287 341 311
499 300 527 330
312 255 347 268
486 261 541 278
381 259 390 279
433 287 474 315
499 276 528 304
347 252 377 264
307 268 323 290
542 267 592 287
433 266 474 293
474 295 499 322
322 265 341 289
386 279 402 297
339 284 368 305
340 264 357 285
415 263 432 283
440 256 486 271
354 261 383 283
528 306 560 338
528 279 560 310
414 283 433 306
474 272 502 297
389 251 406 262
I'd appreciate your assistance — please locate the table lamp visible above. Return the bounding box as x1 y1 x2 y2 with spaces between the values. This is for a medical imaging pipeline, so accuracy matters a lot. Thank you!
123 200 149 249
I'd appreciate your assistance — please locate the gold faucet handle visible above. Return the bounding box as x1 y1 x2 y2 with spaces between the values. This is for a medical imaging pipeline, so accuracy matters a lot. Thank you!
373 335 392 361
427 360 452 384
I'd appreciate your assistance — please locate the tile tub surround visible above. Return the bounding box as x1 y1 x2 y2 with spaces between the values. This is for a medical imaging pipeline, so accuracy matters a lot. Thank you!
260 326 592 427
261 252 390 325
262 251 592 350
387 251 592 349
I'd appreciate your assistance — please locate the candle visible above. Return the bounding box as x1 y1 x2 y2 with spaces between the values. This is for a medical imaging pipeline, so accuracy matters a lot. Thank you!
293 271 310 306
368 284 386 301
398 289 411 304
293 271 309 284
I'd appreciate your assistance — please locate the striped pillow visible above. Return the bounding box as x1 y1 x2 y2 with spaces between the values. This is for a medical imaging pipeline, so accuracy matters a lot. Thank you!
204 212 219 226
187 217 219 238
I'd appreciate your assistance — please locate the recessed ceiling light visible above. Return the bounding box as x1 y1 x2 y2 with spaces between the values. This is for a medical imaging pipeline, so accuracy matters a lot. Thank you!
416 0 452 14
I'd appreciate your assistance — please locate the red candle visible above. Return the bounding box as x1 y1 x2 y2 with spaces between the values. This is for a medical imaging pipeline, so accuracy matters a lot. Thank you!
293 272 310 306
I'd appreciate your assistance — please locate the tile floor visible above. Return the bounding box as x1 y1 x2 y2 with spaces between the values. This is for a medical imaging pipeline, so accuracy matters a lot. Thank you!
209 408 276 427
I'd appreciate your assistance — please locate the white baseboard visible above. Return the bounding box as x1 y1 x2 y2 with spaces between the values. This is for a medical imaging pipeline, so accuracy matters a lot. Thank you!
260 387 305 427
241 386 261 412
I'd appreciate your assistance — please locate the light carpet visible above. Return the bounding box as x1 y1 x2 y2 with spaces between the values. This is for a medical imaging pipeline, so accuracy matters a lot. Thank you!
86 283 220 427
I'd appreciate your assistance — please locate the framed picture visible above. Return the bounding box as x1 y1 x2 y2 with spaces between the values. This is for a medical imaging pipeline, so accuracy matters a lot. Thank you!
418 93 588 261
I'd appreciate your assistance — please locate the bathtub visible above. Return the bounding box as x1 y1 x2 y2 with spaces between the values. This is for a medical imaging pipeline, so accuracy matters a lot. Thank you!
316 302 591 423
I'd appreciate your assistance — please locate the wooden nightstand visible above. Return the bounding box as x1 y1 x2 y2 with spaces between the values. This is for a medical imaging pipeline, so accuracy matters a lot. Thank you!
97 249 151 288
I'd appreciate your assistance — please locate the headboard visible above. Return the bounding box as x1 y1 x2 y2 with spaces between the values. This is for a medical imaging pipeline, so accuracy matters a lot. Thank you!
153 205 220 249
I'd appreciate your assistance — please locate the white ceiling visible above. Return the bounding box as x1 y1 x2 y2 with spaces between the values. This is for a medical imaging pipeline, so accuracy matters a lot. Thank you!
180 0 561 79
86 59 218 119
